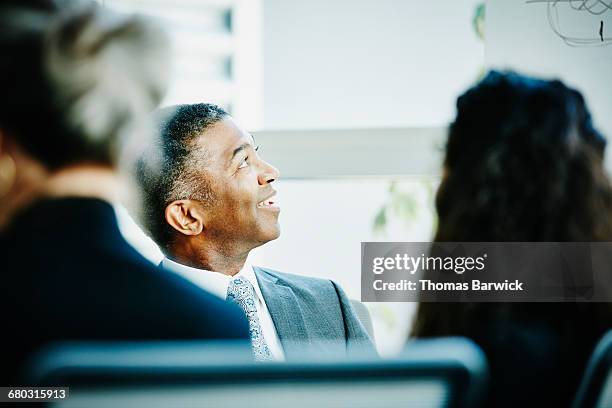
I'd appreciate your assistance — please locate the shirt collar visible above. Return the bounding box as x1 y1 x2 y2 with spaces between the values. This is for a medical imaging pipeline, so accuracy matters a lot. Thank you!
161 257 263 301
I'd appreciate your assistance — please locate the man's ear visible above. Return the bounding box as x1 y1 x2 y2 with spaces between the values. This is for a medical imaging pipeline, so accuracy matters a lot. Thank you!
165 200 205 236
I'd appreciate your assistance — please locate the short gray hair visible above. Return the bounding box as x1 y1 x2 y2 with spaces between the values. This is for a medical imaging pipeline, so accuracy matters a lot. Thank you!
133 103 229 250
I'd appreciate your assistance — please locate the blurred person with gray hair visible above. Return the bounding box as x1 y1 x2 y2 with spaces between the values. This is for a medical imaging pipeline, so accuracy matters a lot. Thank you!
0 0 249 385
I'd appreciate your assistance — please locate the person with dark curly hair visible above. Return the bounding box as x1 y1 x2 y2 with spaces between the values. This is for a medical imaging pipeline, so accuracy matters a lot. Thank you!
411 71 612 407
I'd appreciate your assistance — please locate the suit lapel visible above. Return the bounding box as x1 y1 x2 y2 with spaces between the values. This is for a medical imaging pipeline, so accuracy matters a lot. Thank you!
253 267 309 349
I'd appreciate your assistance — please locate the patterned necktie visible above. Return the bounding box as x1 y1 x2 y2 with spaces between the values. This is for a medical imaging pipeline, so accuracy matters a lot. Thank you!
226 277 273 361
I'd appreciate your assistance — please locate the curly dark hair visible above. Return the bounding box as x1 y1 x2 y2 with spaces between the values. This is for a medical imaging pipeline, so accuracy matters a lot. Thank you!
412 71 612 407
435 70 611 242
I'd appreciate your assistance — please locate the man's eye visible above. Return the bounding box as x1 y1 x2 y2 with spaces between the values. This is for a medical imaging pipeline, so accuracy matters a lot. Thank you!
238 157 249 169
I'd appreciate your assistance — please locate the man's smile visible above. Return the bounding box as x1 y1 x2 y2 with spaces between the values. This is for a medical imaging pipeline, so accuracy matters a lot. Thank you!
257 191 280 211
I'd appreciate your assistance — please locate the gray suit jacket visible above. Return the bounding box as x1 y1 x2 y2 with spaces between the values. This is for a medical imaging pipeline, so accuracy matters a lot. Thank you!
253 266 375 358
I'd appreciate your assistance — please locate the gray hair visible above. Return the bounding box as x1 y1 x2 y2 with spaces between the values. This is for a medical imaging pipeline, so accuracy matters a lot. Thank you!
0 1 170 169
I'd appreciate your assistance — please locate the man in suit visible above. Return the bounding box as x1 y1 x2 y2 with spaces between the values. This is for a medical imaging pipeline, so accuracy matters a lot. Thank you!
134 103 374 360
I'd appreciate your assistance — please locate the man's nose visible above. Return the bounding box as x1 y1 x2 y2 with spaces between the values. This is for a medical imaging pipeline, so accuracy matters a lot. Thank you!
258 160 280 185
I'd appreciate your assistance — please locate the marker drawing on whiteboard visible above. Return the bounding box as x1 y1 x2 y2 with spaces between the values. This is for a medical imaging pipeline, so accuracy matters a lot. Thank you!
526 0 612 47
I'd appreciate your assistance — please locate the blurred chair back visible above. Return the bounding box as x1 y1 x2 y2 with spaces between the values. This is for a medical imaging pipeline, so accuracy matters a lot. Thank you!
349 299 375 342
573 330 612 408
28 337 487 408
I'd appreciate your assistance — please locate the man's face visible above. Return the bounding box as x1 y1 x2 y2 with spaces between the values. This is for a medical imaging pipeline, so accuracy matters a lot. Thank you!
192 117 280 249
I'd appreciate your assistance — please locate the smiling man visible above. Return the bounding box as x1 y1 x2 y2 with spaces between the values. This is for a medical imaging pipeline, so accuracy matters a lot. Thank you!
134 103 374 361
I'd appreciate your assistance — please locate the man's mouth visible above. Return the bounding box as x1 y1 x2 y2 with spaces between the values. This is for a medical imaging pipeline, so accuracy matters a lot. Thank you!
257 199 276 208
257 192 279 209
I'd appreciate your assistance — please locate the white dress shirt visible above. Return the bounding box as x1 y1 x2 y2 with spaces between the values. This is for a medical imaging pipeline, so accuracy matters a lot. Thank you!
161 257 285 361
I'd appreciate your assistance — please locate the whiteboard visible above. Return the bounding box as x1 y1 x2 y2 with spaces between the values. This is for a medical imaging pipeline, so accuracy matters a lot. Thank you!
485 0 612 164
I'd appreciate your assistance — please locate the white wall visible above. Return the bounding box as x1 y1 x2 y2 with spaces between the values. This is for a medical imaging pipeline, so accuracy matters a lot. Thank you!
263 0 484 129
258 0 483 353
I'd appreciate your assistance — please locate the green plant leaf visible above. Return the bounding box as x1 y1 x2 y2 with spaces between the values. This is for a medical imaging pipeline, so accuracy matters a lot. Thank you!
373 206 387 234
